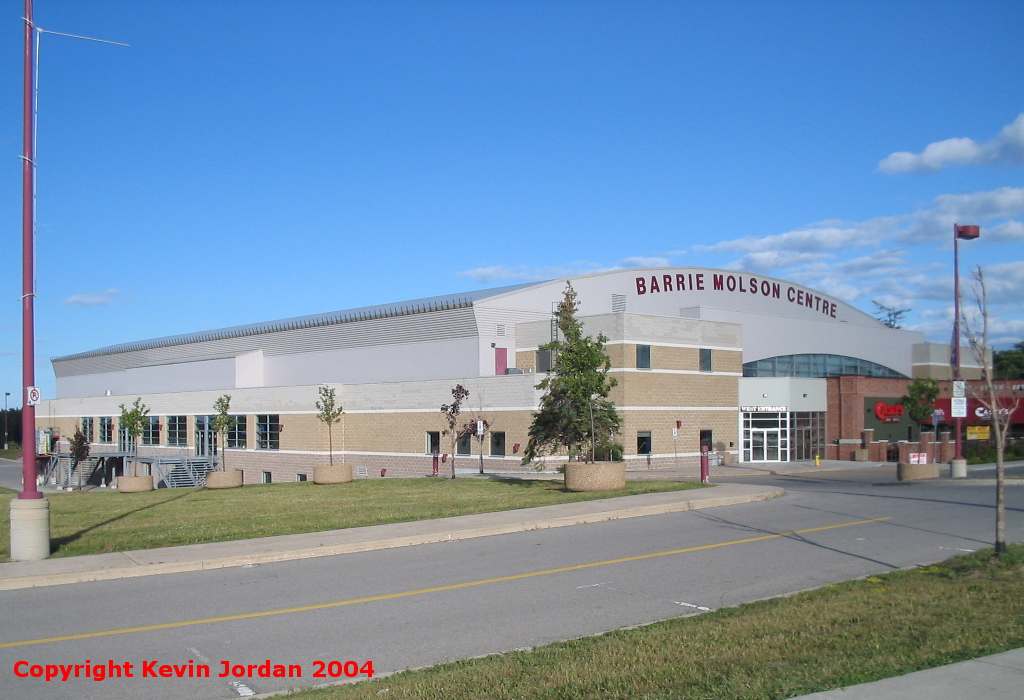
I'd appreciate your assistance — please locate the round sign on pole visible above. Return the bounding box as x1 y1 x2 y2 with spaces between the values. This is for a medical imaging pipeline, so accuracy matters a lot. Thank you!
26 386 41 406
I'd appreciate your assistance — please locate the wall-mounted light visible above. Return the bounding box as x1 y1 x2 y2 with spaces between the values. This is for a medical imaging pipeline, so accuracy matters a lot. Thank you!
762 393 768 398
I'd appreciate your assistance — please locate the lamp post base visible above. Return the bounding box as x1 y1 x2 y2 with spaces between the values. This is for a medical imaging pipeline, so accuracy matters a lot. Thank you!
10 497 50 561
951 459 967 479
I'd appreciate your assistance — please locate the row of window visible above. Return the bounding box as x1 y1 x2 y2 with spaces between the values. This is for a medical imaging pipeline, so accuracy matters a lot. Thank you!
426 431 507 456
636 345 713 372
539 346 715 372
78 415 282 449
425 430 712 457
743 354 905 378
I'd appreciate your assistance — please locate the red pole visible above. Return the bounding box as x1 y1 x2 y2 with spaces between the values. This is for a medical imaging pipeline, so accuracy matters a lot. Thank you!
20 0 41 500
953 225 962 463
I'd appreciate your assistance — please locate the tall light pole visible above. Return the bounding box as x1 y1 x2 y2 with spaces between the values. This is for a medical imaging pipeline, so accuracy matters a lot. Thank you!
9 0 51 561
951 223 980 478
3 392 9 449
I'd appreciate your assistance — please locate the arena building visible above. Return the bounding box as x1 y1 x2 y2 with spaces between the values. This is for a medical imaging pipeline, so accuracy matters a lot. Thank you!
36 267 932 483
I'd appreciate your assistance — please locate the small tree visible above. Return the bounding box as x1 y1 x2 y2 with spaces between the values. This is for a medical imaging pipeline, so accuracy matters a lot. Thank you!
118 398 150 476
316 385 344 466
994 341 1024 379
69 428 90 490
962 266 1022 555
899 378 940 429
441 384 471 479
211 394 236 471
872 301 910 329
522 282 620 466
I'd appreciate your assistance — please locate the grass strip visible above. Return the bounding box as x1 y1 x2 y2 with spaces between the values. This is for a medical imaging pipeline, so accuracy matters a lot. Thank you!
0 478 704 560
282 546 1024 700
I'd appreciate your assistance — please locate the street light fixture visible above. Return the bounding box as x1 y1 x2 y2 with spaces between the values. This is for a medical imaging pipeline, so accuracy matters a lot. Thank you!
951 223 980 478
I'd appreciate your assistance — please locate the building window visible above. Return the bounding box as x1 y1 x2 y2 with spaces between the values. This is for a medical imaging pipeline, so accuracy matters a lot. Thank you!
167 416 187 446
81 417 94 444
637 431 652 455
262 471 272 484
426 431 440 454
142 416 160 445
457 434 472 455
636 345 651 369
536 349 554 373
296 473 307 482
490 431 506 456
227 415 247 449
257 415 280 450
742 353 906 379
99 417 113 444
700 348 713 372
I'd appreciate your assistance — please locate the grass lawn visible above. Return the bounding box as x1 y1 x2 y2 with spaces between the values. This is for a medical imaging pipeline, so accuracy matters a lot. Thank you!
0 478 705 561
0 448 21 460
282 546 1024 700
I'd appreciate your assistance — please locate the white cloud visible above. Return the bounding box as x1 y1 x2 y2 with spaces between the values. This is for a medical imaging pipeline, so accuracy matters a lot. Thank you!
962 260 1024 306
618 256 670 268
458 262 606 283
0 349 15 356
459 255 673 283
62 288 121 307
879 113 1024 173
987 219 1024 242
899 186 1024 243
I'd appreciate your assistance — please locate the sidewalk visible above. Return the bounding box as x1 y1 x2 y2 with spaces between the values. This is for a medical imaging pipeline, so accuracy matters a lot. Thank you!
792 647 1024 699
0 482 782 591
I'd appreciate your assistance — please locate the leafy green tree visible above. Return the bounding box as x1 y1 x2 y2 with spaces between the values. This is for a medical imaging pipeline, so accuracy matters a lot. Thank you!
522 283 620 465
211 394 236 471
994 341 1024 380
316 385 344 466
899 378 940 427
69 428 91 489
118 398 149 476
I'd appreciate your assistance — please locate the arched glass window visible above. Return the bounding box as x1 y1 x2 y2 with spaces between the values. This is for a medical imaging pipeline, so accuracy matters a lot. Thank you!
743 353 906 378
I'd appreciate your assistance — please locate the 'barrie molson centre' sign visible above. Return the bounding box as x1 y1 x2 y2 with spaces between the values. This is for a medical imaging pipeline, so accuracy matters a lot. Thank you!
634 271 839 319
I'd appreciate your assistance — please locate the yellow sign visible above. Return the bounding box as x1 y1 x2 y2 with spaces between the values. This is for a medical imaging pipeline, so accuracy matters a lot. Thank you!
966 426 991 441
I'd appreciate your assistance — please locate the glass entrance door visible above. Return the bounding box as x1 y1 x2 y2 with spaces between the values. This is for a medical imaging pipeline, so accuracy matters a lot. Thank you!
750 429 781 461
742 412 789 462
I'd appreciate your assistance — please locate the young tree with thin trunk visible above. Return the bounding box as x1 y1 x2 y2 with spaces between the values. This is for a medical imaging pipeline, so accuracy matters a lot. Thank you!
316 385 344 466
962 266 1022 555
211 395 235 471
441 384 471 479
118 398 149 477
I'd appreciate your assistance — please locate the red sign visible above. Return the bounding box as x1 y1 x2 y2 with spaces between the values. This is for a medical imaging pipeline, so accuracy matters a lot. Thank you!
874 401 904 423
933 398 1024 425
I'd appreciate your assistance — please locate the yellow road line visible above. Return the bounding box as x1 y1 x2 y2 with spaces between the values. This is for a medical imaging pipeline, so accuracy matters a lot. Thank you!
0 516 889 649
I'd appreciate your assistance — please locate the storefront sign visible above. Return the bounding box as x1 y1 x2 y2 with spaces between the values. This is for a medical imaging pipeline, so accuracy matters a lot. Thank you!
633 272 838 319
873 401 904 423
908 453 928 464
740 406 788 412
966 425 991 440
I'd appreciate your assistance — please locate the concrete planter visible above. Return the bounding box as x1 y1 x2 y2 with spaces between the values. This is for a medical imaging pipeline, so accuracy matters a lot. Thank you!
564 461 626 492
854 448 869 462
117 475 154 492
314 464 353 484
206 470 244 489
897 462 938 481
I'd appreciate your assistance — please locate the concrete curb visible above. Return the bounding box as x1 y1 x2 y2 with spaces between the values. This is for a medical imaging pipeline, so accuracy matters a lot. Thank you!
0 484 783 591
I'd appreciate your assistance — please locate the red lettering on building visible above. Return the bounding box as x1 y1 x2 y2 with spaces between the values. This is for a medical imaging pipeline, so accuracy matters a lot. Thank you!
635 277 646 295
874 401 904 423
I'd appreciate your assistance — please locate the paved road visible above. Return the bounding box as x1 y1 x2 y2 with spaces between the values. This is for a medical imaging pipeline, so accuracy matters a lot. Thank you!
1 467 1022 700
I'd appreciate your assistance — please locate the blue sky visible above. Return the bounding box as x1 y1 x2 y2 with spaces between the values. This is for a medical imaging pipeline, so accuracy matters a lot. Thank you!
1 1 1022 401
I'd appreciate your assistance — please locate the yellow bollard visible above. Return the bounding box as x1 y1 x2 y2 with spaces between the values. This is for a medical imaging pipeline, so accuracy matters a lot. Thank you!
814 454 821 467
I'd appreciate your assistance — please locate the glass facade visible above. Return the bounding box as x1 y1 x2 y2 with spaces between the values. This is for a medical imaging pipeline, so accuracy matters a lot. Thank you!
742 411 826 462
743 354 905 378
